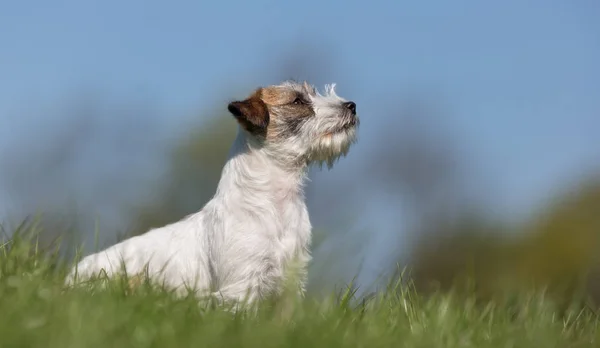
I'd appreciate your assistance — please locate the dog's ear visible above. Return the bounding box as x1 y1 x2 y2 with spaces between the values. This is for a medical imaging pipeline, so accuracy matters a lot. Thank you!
228 91 269 134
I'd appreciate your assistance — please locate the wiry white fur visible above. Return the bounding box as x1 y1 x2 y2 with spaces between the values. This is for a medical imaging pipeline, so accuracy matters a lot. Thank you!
65 81 358 307
307 84 357 167
268 82 358 169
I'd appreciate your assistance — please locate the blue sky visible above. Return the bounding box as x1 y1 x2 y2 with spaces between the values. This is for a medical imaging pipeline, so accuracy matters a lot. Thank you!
0 0 599 283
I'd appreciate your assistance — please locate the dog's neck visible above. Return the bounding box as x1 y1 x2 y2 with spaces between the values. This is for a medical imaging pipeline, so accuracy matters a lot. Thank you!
216 129 308 204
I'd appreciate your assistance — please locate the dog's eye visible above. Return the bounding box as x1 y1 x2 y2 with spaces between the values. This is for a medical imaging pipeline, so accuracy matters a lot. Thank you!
293 98 305 105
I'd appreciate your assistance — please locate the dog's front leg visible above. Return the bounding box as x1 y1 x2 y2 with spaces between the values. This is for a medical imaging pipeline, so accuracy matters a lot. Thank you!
212 257 283 310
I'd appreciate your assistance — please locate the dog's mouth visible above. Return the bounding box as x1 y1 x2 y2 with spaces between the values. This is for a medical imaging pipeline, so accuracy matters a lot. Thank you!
324 117 358 137
343 117 359 129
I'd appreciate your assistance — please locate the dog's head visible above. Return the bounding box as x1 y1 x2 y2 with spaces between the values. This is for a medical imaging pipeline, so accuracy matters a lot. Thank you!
228 80 359 167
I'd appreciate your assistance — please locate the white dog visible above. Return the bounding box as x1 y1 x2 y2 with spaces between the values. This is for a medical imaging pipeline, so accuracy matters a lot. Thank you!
66 80 359 305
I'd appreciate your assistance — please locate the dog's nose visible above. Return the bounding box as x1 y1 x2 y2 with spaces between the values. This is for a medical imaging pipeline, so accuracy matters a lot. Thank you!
343 101 356 115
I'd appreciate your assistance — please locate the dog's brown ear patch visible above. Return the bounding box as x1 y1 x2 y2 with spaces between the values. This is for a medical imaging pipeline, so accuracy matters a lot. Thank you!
228 91 269 134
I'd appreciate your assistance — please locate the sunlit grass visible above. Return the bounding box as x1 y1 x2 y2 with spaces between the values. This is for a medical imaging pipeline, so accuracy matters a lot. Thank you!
1 226 599 348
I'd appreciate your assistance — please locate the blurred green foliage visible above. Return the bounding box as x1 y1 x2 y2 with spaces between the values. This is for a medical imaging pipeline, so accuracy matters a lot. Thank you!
410 178 600 304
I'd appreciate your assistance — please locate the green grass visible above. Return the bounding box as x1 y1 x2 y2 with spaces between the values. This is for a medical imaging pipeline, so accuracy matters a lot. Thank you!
1 231 600 347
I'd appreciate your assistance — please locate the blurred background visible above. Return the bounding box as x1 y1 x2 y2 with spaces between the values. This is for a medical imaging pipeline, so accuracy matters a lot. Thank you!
1 1 599 301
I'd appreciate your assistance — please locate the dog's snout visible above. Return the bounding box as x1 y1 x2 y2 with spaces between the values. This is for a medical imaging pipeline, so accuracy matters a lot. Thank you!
343 101 356 115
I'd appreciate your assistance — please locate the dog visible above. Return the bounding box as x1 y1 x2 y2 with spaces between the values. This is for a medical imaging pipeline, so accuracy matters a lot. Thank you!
66 80 359 306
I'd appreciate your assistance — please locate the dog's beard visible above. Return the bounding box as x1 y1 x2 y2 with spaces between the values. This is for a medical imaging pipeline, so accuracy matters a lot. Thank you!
307 127 357 169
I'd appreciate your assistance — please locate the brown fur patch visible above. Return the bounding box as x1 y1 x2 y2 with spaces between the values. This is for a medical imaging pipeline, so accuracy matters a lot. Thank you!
228 83 316 139
228 89 270 134
262 86 315 141
260 87 297 106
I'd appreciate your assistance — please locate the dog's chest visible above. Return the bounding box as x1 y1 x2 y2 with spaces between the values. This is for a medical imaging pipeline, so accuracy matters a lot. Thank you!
272 186 311 262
